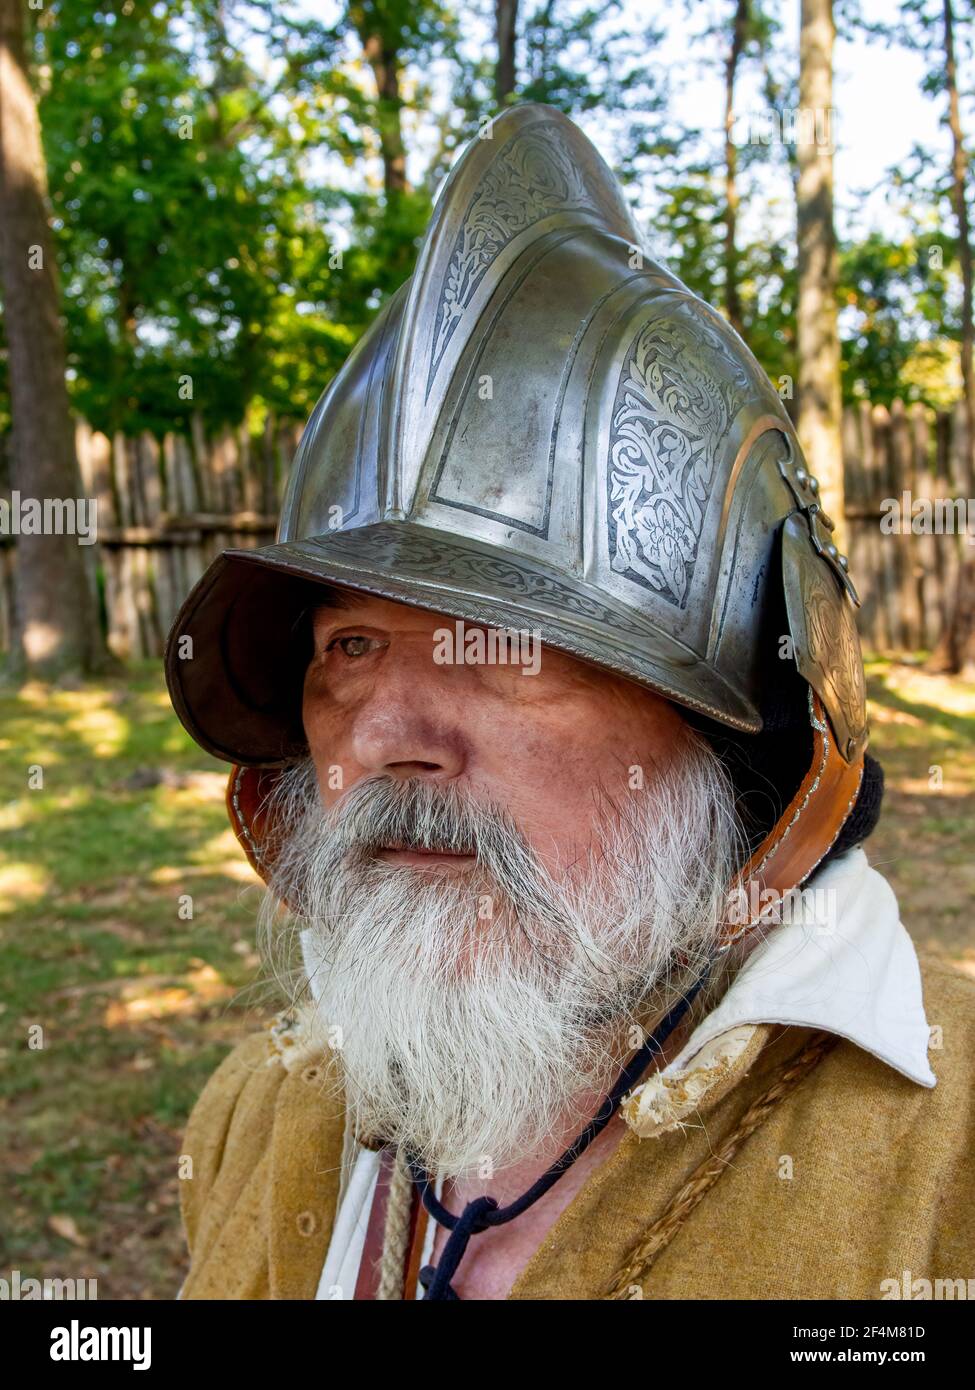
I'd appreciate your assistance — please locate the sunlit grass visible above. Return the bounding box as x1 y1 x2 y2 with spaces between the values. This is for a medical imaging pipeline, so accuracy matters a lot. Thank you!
862 654 975 977
0 661 268 1298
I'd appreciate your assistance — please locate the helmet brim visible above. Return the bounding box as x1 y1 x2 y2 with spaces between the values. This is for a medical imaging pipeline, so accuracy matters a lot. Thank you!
165 520 763 766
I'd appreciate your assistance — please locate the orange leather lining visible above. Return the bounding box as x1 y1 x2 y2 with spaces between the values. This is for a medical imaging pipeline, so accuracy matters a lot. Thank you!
719 693 864 948
226 764 282 881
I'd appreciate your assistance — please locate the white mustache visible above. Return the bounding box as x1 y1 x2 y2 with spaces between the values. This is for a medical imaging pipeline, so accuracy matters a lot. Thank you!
271 769 579 941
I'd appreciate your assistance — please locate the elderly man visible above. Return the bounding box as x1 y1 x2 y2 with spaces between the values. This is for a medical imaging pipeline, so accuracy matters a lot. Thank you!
166 105 975 1301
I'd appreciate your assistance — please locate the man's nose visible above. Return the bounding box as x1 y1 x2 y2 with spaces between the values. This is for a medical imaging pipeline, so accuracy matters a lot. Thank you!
348 658 467 781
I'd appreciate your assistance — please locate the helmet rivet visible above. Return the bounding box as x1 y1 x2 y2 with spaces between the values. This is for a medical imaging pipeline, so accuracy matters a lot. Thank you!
838 553 849 569
808 475 820 494
827 542 838 558
795 467 808 487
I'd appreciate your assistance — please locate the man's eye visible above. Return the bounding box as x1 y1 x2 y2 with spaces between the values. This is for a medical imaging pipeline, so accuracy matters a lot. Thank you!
326 635 385 658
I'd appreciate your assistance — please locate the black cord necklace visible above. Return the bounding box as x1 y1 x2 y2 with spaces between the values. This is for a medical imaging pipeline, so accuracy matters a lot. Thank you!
407 968 710 1299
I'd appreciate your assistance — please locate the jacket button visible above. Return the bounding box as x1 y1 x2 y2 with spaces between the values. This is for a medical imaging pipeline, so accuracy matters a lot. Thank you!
296 1210 318 1237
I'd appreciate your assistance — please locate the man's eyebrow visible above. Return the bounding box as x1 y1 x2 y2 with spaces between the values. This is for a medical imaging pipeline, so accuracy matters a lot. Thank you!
309 590 352 617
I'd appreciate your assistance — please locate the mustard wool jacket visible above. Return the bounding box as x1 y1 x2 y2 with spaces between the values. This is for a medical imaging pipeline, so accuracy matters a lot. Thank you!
178 953 975 1300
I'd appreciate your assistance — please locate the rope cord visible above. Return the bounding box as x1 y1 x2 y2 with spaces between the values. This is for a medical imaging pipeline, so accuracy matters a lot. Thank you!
602 1028 839 1299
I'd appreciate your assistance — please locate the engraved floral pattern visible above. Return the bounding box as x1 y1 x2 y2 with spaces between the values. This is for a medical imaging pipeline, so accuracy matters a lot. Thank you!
427 122 619 396
608 304 751 607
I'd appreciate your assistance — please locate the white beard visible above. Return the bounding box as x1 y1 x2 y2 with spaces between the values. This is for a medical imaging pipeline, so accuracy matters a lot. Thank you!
259 740 742 1178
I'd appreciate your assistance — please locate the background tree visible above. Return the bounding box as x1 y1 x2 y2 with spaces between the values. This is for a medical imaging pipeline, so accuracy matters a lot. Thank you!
851 0 974 667
0 0 109 679
796 0 845 543
724 0 752 334
930 0 975 673
495 0 519 102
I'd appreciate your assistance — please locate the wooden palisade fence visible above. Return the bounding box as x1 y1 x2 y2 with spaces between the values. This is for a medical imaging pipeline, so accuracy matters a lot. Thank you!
843 399 972 652
0 400 972 660
0 414 302 660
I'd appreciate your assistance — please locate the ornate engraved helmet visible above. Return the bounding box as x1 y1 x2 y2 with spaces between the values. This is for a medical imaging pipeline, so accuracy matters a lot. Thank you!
166 103 870 923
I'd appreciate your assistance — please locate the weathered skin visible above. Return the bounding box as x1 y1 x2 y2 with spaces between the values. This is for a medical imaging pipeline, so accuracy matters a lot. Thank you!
304 590 692 882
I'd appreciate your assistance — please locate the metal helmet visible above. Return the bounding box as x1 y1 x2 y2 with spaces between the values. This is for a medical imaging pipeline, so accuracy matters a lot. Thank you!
165 103 868 903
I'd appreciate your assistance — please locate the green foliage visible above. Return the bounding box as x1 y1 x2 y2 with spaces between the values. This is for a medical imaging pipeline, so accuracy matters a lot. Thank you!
842 0 975 408
38 1 282 434
839 228 957 406
0 0 968 444
30 0 436 439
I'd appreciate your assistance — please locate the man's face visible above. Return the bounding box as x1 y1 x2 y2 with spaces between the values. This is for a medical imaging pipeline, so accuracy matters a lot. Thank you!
271 587 738 1175
302 591 691 881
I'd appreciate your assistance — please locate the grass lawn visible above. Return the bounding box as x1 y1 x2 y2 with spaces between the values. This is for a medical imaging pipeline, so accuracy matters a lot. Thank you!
1 656 973 1298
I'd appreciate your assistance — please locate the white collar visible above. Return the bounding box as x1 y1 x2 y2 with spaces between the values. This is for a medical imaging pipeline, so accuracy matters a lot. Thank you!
665 847 935 1088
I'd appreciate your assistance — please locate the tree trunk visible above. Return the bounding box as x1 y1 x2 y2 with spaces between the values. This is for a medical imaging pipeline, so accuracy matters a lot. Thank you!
355 20 407 197
724 0 749 336
495 0 519 104
796 0 845 548
0 0 108 678
929 0 975 674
